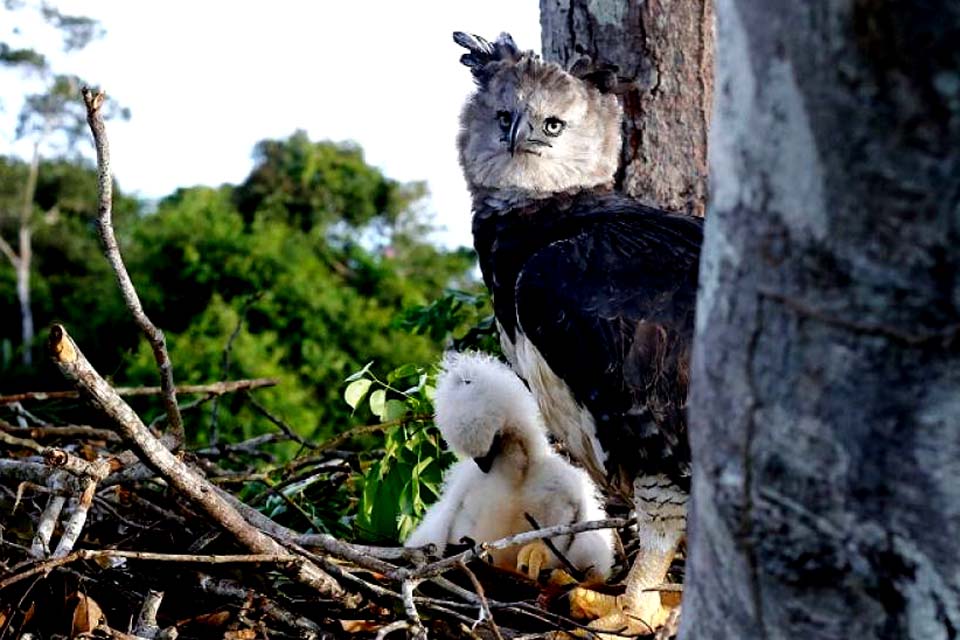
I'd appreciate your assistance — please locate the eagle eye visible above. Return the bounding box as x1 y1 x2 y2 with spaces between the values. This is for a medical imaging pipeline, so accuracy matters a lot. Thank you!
496 111 512 130
543 117 566 137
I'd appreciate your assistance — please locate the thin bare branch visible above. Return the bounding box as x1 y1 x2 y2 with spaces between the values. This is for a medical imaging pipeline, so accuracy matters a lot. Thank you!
396 517 631 581
1 421 121 442
0 233 18 268
82 86 184 444
0 428 44 453
30 494 66 558
52 478 97 557
210 293 263 444
197 576 325 637
133 590 164 639
0 377 277 406
401 579 427 640
458 561 505 640
1 550 304 591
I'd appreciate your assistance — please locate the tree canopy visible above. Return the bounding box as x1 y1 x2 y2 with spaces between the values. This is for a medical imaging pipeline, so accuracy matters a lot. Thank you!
0 132 481 450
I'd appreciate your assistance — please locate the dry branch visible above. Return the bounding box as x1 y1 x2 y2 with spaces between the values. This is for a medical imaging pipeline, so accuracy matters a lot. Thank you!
82 86 184 444
395 517 631 581
1 549 304 591
30 494 66 558
47 323 342 597
0 378 277 406
1 421 121 442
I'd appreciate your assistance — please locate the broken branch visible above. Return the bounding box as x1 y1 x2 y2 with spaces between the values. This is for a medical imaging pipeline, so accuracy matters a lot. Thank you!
47 323 342 597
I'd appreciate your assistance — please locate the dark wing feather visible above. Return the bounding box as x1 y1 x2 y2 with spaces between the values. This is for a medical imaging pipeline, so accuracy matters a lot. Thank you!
514 211 702 491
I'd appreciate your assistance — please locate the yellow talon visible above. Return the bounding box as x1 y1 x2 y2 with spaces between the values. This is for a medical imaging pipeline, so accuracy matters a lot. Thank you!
516 540 552 581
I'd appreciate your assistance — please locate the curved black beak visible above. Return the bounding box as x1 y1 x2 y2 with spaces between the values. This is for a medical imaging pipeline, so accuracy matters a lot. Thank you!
473 433 502 473
507 111 528 156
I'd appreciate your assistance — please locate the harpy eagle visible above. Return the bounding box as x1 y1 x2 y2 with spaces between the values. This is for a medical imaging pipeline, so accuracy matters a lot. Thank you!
405 351 615 582
453 32 703 633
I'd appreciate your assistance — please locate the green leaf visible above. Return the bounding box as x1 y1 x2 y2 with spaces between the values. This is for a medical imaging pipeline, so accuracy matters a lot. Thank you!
344 378 373 409
369 389 387 419
383 399 408 422
387 363 420 384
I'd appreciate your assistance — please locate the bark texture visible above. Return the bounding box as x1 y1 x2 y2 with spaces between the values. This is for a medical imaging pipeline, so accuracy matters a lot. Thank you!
683 1 960 638
541 0 714 216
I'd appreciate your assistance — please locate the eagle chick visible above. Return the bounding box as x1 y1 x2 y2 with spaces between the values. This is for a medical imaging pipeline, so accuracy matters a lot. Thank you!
405 351 614 582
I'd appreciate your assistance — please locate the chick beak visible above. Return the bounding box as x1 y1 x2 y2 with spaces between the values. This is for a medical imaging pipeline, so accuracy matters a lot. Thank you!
508 111 528 156
473 433 503 473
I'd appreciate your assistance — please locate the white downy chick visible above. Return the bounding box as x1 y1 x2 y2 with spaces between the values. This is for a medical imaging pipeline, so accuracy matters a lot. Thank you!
405 351 614 581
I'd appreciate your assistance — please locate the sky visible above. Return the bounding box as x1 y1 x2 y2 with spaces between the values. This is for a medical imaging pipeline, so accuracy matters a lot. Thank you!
1 1 542 248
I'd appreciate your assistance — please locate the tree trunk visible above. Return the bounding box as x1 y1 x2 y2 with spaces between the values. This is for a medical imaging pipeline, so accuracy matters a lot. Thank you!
18 143 38 367
540 0 714 216
683 0 960 638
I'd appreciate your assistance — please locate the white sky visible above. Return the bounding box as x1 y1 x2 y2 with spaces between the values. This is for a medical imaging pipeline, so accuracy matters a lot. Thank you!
1 1 542 248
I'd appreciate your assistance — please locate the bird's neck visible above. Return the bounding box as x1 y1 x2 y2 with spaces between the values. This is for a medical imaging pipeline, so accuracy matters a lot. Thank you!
469 183 613 219
493 429 549 485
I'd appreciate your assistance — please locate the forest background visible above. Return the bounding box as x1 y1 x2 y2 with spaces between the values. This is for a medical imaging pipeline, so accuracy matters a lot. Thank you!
1 2 503 545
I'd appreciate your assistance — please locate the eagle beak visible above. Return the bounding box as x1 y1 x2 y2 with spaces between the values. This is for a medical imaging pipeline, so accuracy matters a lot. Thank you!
508 111 528 156
473 433 502 473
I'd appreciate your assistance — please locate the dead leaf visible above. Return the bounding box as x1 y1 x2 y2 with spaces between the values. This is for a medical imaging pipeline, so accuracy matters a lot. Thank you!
70 593 105 637
224 631 257 639
22 601 35 626
339 620 383 633
190 610 231 628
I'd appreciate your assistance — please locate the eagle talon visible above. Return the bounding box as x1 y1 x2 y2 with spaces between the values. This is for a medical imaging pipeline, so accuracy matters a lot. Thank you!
516 539 552 581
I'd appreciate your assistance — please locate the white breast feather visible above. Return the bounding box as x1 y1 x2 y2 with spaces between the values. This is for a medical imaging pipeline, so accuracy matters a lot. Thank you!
511 333 610 488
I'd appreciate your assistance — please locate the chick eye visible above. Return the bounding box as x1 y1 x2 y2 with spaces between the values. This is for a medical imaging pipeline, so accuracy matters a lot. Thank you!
496 111 512 130
543 117 566 136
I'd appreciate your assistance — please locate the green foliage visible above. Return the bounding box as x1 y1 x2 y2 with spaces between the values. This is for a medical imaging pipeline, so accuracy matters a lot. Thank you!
0 156 140 379
343 362 453 544
235 130 423 233
0 42 46 68
397 288 500 354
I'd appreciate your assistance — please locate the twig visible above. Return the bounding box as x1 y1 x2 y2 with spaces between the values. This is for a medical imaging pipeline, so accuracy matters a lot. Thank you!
0 429 44 453
52 477 98 557
83 86 184 446
396 517 630 581
0 550 304 591
306 414 433 453
244 394 322 449
212 482 415 568
0 378 278 406
0 421 121 442
43 448 111 482
0 459 83 493
401 579 427 640
194 433 283 458
197 575 324 637
375 620 413 640
30 494 66 558
210 293 263 445
47 324 341 597
458 560 505 640
133 589 164 639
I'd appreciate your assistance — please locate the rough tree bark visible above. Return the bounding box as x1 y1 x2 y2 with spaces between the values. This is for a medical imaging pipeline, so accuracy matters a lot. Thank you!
683 1 960 638
540 0 714 215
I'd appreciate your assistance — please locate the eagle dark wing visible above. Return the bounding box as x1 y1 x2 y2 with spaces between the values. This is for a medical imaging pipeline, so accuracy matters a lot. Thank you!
513 208 702 493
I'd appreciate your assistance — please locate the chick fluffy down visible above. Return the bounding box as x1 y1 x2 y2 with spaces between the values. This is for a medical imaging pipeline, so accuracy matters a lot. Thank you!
406 351 614 581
